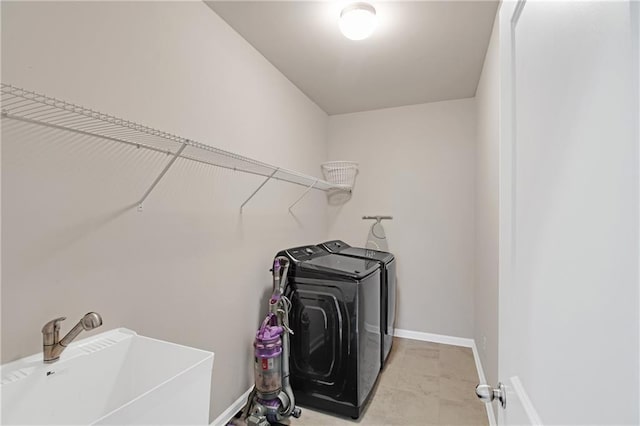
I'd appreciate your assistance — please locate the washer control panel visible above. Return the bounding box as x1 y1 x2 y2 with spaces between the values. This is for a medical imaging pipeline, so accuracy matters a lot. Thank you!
286 245 326 262
322 240 351 253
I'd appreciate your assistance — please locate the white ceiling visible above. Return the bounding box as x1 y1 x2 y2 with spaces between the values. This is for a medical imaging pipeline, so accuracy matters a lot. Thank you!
205 1 498 115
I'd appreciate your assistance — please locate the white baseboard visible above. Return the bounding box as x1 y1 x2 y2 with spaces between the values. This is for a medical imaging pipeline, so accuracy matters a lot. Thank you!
210 387 252 426
394 328 496 426
393 328 474 347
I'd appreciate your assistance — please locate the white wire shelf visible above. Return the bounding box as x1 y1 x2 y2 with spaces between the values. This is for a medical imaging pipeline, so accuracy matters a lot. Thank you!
1 83 350 211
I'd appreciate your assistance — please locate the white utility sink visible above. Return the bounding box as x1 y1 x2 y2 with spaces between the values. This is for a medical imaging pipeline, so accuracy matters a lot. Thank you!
1 328 214 425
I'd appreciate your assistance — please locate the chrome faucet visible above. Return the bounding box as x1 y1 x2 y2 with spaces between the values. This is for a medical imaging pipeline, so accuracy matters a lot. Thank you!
41 312 103 363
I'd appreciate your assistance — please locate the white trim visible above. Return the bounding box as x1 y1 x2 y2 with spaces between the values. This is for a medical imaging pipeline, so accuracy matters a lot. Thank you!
210 387 252 426
510 376 543 425
393 328 474 348
472 342 497 426
633 0 640 419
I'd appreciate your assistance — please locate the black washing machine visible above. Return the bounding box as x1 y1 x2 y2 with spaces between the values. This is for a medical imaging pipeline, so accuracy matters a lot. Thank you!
276 245 381 419
319 240 396 369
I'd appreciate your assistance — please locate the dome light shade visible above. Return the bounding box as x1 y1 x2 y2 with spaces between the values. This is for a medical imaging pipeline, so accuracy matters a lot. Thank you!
339 2 377 41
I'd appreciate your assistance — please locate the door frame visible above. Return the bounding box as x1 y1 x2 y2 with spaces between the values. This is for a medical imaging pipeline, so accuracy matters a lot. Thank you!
497 0 543 423
634 0 640 418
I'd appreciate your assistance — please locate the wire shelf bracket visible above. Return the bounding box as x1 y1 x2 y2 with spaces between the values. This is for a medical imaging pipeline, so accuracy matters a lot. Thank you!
240 168 279 213
0 83 349 212
288 179 318 214
137 143 188 212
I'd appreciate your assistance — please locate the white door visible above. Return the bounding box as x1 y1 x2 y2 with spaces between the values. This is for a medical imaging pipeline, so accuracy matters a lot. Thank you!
487 1 640 424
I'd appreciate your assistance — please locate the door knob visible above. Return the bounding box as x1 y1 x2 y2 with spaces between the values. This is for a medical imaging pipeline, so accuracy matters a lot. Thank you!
475 382 506 409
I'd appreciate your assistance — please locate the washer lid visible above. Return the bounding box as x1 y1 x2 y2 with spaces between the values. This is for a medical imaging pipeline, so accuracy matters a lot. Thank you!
302 253 379 279
320 240 351 253
339 247 394 263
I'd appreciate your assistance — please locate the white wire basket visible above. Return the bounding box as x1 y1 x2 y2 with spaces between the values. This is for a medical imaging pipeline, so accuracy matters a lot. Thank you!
321 161 359 190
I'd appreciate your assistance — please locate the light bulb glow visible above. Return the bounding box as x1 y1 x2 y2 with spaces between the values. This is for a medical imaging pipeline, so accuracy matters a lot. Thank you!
340 2 377 41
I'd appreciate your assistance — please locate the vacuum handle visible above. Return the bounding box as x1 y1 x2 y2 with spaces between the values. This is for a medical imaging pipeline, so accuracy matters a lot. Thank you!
273 256 290 293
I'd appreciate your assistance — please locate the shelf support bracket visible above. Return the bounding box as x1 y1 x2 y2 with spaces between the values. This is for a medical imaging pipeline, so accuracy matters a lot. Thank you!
288 179 318 213
240 168 279 213
137 142 188 211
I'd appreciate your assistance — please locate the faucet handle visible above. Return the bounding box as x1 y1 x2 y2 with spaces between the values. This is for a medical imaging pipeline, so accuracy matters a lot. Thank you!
42 317 67 345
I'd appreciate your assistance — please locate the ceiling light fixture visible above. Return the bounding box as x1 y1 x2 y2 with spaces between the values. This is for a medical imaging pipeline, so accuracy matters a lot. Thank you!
339 2 377 41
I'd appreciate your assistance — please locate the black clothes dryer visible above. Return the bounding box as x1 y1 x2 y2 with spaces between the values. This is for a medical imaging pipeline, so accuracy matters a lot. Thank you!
319 240 396 369
276 245 381 419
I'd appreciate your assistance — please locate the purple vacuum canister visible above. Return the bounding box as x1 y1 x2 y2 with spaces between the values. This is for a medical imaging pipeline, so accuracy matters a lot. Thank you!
254 313 284 397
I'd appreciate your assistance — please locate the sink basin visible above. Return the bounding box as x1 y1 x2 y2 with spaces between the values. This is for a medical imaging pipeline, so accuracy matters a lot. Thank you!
1 328 214 425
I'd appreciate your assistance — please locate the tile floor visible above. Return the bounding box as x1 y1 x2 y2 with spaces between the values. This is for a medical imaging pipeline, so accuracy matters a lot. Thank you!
235 337 489 425
293 338 488 425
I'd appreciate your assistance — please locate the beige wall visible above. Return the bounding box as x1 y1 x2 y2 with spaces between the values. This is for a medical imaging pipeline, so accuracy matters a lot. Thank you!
326 99 476 338
473 11 500 416
1 1 328 421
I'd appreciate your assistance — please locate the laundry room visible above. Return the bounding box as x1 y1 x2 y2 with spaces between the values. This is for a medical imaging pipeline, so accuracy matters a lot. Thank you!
2 1 639 426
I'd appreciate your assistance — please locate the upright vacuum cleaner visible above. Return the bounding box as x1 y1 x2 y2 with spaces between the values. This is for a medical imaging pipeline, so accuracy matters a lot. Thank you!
242 256 301 426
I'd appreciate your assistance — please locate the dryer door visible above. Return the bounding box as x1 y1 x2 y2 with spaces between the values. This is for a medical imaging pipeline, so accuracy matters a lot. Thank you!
286 279 353 402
